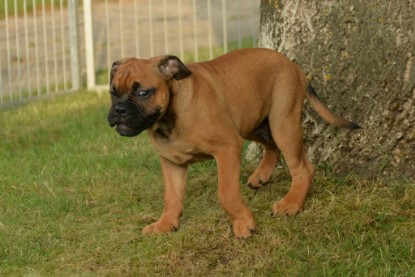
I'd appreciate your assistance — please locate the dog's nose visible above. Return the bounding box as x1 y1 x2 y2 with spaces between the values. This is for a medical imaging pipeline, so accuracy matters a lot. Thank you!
115 104 127 116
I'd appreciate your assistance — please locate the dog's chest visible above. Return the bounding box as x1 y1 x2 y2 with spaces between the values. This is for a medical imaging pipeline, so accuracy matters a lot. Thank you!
149 135 212 165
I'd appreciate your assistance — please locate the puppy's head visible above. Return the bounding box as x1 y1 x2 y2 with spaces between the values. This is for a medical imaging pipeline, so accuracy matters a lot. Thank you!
107 55 191 137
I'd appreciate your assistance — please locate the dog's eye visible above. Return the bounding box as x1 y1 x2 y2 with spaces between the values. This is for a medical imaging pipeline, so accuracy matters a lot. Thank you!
138 90 151 99
134 87 155 100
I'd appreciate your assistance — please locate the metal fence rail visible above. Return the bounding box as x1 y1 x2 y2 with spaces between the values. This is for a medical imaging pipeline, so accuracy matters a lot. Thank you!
0 0 259 107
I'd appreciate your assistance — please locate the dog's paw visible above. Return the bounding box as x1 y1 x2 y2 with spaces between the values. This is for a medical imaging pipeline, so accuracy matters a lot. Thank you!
232 219 256 239
272 198 302 217
247 177 270 190
142 220 179 235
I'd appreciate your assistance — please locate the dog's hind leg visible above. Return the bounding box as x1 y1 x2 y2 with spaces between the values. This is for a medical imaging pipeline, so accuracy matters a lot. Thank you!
269 112 315 216
247 143 280 190
246 119 281 189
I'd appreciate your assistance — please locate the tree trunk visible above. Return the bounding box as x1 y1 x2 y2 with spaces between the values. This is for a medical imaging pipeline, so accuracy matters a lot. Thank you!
255 0 414 181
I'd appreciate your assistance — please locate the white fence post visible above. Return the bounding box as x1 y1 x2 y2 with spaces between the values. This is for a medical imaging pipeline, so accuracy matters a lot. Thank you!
222 0 228 53
68 0 81 90
83 0 96 90
207 0 213 60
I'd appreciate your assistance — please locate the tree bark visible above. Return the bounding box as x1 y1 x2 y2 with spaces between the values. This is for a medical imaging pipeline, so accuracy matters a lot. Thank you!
256 0 415 181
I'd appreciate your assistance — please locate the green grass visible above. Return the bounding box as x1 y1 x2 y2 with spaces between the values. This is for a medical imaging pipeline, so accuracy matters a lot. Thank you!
1 91 414 276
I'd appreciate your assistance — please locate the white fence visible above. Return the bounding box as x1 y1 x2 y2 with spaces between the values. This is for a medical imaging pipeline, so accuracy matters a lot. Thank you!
0 0 260 107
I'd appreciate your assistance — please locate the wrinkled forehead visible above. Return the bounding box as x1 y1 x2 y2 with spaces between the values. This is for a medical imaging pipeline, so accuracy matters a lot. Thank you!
112 58 162 91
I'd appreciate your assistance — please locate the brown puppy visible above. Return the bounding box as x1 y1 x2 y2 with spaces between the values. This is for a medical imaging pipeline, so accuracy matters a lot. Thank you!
107 48 359 238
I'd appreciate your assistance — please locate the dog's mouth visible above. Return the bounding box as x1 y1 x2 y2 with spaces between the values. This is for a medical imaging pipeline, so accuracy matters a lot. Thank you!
113 124 142 137
108 117 142 137
107 111 143 137
108 107 162 137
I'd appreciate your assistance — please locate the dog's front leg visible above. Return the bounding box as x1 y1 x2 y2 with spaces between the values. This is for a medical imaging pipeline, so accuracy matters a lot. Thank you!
142 156 187 235
214 143 256 238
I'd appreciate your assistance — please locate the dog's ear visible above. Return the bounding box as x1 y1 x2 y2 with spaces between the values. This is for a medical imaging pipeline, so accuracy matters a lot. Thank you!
158 56 192 80
110 60 123 85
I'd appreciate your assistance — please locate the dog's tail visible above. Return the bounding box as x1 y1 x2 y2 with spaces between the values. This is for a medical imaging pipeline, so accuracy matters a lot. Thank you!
306 84 361 129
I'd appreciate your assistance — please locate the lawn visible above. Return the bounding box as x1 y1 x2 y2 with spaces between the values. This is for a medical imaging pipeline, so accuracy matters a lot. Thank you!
0 91 414 276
